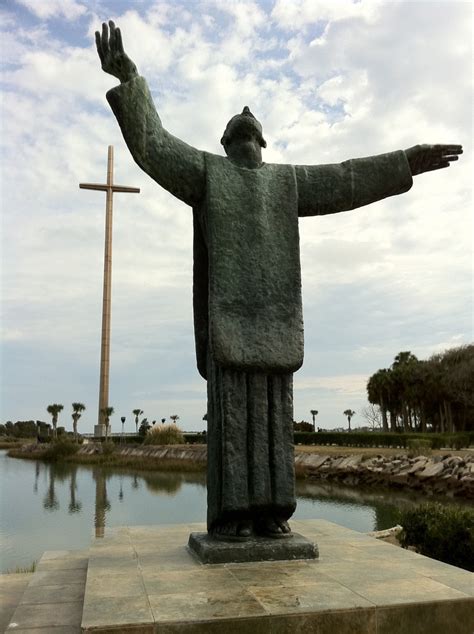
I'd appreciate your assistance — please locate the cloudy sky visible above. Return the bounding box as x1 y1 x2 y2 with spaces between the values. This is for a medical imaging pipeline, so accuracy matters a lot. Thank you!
1 0 472 434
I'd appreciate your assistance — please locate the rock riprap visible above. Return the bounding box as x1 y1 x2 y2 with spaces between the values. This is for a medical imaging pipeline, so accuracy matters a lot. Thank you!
294 451 474 497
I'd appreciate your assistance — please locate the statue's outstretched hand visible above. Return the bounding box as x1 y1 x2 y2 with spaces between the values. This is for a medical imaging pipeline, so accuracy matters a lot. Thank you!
405 144 463 176
95 20 138 83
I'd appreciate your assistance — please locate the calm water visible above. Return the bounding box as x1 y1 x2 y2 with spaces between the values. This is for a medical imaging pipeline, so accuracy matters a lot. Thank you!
0 450 467 572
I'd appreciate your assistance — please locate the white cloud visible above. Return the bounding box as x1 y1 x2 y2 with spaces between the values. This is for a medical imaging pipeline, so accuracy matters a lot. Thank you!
272 0 381 30
15 0 87 21
295 374 368 396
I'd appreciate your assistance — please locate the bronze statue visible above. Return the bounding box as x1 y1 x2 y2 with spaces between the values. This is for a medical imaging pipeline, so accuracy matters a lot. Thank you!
96 21 462 540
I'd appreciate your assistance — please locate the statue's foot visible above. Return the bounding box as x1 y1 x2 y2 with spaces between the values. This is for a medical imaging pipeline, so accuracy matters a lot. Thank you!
210 520 252 542
256 516 292 539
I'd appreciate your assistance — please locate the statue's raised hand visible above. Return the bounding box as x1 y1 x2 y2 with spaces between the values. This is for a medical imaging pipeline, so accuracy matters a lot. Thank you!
405 144 463 176
95 21 138 83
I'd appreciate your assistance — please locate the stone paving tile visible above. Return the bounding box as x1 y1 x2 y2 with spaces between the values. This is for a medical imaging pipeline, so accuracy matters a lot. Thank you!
248 580 375 615
81 595 154 630
149 588 267 622
87 556 140 572
6 601 83 629
352 575 469 606
137 550 202 571
91 540 133 551
0 574 33 632
317 546 383 564
315 561 418 585
400 556 474 575
36 557 88 571
28 569 87 587
226 560 326 588
142 567 242 595
85 570 145 598
424 571 474 596
21 582 85 604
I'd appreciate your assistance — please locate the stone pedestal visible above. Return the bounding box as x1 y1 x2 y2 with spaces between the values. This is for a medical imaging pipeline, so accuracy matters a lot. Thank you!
94 424 106 438
188 531 318 564
69 520 473 634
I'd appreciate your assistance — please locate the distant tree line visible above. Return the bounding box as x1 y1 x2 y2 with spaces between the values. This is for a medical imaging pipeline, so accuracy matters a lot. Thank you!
0 420 52 437
367 345 473 434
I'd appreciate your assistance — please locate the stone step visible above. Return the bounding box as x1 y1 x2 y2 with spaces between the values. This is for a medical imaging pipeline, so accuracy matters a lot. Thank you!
5 549 89 633
0 573 33 632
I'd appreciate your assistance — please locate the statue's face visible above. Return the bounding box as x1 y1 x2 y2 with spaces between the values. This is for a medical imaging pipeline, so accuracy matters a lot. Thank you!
221 106 267 151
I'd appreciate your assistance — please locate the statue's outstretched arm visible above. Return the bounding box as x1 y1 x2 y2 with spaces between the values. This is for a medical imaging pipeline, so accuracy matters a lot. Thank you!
296 143 463 217
296 150 413 217
96 21 205 207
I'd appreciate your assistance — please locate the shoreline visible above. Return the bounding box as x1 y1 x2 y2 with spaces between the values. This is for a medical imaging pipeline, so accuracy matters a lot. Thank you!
6 442 473 498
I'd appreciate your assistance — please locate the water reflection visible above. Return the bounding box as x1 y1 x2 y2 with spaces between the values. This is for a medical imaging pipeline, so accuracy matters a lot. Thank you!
68 467 82 514
143 472 187 496
31 461 206 538
43 467 59 511
31 460 467 539
93 468 111 538
34 462 40 494
296 480 402 530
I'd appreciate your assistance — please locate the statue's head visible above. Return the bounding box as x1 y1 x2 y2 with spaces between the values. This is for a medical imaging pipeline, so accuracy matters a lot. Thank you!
220 106 267 154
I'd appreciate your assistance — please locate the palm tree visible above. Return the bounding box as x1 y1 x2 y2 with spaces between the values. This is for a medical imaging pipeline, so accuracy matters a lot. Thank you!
71 402 86 442
46 404 63 439
100 406 114 441
132 409 143 434
170 414 180 424
367 370 390 432
343 409 356 432
310 409 318 432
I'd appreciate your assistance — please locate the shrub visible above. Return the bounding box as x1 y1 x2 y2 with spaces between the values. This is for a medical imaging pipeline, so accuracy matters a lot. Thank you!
101 441 116 455
292 431 471 450
294 421 314 432
406 438 432 457
144 423 185 445
399 503 474 571
183 432 207 445
42 439 79 461
444 434 470 450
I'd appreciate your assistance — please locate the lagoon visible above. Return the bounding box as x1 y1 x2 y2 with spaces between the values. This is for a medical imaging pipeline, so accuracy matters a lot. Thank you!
0 449 466 572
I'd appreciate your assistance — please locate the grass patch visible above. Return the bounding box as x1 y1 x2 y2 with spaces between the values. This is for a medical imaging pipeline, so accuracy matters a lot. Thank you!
0 438 35 449
5 560 37 574
42 440 80 461
62 452 206 473
144 424 185 445
407 438 432 457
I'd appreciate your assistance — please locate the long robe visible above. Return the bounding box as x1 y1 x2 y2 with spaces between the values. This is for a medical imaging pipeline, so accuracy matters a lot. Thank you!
107 76 413 530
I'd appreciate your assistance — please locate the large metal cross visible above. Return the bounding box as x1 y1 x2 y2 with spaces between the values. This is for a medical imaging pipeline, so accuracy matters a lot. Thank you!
80 146 140 436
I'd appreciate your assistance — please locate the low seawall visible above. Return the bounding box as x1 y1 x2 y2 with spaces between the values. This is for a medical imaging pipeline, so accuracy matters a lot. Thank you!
295 452 474 498
8 443 473 498
80 443 207 464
